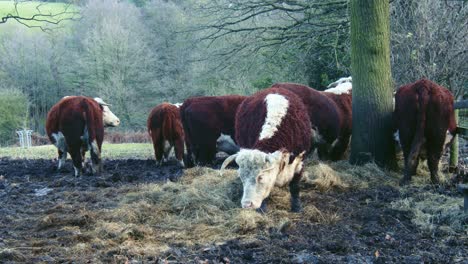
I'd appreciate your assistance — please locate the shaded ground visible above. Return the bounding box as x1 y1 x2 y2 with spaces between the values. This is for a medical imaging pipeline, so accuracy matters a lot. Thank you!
0 157 466 263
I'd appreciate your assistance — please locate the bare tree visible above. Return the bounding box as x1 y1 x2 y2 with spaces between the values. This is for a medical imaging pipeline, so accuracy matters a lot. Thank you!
0 1 79 32
391 0 467 98
192 0 351 88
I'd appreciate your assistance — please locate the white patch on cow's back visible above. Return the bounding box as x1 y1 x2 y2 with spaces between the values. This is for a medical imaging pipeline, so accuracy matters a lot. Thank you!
259 94 289 141
327 76 352 89
173 103 182 108
324 82 352 95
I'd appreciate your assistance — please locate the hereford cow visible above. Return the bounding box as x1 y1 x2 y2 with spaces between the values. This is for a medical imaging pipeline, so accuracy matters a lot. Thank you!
46 96 120 176
147 102 185 167
180 95 247 166
323 80 353 159
270 82 351 160
221 87 311 212
394 79 457 185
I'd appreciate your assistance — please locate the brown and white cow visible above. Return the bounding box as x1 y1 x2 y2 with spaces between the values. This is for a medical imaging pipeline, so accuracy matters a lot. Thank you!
180 95 247 166
46 96 120 176
270 82 352 160
221 87 311 212
394 79 457 185
323 80 353 160
147 102 185 167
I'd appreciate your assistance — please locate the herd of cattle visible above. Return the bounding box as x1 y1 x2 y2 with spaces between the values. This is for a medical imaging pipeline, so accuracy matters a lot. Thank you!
45 78 457 211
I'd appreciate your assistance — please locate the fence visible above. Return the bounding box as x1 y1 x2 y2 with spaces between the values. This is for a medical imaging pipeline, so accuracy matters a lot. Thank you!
16 129 33 148
450 100 468 173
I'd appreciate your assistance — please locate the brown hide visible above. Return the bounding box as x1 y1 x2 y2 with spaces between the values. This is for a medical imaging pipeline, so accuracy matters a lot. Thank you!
394 78 457 184
323 91 353 160
235 87 311 156
271 82 351 160
180 95 247 166
46 96 104 174
147 103 184 164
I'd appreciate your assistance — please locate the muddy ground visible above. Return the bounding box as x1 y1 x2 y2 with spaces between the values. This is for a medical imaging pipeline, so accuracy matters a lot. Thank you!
0 157 466 263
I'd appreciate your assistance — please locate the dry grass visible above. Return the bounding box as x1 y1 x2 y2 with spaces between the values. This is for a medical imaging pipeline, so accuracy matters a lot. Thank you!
81 166 347 257
303 160 401 190
30 158 462 260
391 191 467 235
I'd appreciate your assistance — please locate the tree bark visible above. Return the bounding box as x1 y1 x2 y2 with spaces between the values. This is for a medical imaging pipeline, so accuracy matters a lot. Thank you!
349 0 396 168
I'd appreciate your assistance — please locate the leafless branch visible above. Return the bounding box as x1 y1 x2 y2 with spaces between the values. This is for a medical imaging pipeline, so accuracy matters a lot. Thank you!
1 1 80 32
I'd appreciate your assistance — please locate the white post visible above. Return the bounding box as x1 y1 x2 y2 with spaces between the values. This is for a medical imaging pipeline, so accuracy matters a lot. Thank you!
16 130 24 148
26 129 33 148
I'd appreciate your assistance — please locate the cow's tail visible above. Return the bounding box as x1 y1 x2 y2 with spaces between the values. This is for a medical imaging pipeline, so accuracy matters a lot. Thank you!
406 85 429 175
179 104 194 167
81 99 101 170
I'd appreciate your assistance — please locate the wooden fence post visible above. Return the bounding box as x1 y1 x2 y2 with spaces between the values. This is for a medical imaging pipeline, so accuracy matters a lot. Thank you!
449 109 459 171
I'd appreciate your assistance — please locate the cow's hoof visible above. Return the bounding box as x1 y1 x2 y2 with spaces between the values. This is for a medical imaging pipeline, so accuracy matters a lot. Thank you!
399 178 410 186
291 203 302 213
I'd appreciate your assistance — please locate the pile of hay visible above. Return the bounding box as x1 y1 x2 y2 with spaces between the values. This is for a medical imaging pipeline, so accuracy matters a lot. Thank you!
85 167 295 258
303 160 400 190
391 191 467 235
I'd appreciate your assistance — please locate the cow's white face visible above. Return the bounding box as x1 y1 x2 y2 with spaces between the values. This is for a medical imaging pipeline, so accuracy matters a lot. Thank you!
94 98 120 127
221 149 289 209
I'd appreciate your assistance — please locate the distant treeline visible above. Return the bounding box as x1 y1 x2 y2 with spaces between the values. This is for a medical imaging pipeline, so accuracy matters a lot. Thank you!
0 0 465 146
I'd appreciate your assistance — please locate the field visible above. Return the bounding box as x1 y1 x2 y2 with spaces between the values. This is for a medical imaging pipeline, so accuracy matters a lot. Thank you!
0 1 77 33
0 144 467 263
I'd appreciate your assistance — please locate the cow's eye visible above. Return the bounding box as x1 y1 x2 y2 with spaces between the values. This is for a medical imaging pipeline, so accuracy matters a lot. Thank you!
257 175 263 182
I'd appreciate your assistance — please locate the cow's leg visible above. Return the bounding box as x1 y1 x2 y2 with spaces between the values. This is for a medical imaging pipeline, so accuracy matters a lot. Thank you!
401 138 424 185
163 140 171 163
426 143 443 184
57 149 67 171
289 171 303 213
89 140 102 175
174 137 185 167
151 127 164 166
155 138 164 166
329 136 350 161
317 143 330 161
70 147 83 177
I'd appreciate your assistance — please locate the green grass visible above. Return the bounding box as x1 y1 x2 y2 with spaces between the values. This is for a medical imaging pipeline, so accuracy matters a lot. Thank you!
0 1 78 33
0 143 155 159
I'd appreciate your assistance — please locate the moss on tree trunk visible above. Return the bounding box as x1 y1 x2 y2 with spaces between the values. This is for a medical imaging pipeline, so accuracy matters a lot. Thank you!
349 0 396 168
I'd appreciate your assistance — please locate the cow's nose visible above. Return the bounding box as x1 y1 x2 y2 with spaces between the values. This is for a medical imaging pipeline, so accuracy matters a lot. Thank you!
242 201 254 209
115 119 121 125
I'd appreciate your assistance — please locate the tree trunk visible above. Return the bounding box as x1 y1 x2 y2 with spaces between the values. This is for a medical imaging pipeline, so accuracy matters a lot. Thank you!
349 0 396 168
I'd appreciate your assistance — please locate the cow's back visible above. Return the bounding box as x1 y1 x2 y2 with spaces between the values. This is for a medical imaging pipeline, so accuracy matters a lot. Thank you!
236 87 311 155
271 83 340 143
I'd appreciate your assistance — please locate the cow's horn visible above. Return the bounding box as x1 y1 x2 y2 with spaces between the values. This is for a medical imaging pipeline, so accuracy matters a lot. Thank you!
220 154 237 176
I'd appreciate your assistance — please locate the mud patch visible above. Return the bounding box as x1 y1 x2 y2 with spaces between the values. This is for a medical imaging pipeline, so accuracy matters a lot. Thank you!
0 158 466 263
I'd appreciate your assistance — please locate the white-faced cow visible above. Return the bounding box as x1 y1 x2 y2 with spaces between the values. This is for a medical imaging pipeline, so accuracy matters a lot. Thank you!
221 87 311 212
180 95 247 166
394 79 457 185
46 96 120 176
147 102 185 167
